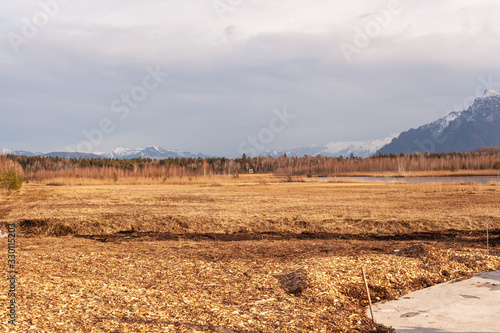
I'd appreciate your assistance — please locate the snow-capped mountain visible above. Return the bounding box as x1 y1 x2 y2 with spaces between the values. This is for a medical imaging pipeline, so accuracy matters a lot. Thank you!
378 89 500 154
99 146 208 159
0 146 209 159
0 148 42 157
262 135 397 158
423 111 462 139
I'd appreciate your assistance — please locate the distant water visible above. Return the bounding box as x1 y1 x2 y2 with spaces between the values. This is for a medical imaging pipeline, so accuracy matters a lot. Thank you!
313 177 500 184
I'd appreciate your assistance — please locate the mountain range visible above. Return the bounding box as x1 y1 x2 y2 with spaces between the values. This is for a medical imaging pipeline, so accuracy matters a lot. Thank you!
2 89 500 158
0 146 208 160
1 137 397 160
378 89 500 154
260 135 397 158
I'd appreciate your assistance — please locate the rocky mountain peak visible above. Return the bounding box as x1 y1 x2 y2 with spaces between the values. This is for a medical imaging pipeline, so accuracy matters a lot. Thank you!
378 90 500 154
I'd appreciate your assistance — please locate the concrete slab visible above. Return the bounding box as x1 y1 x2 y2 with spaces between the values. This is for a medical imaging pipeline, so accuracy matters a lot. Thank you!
370 271 500 333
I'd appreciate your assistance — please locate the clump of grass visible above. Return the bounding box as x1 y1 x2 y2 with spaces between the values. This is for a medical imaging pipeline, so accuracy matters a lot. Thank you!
50 223 74 236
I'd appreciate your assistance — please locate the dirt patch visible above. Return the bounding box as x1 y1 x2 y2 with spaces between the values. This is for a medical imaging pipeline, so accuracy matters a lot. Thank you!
275 269 309 295
396 243 435 258
72 229 500 247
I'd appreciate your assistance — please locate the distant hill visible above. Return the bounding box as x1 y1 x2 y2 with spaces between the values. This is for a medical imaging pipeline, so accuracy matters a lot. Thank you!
0 148 41 157
0 146 209 159
476 146 500 153
43 152 103 159
261 135 397 158
378 90 500 154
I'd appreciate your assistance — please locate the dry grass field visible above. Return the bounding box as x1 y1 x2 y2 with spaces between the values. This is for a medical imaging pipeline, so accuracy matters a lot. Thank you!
3 174 499 236
1 175 499 332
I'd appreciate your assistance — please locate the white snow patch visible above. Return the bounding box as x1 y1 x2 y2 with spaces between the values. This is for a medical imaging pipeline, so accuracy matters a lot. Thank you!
482 89 500 98
280 134 398 158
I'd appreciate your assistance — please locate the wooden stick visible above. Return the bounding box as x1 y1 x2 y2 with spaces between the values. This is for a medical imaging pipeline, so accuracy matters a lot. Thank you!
486 223 489 257
362 267 375 323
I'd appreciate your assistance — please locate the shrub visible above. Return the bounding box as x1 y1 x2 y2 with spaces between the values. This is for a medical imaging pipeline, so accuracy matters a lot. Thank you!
1 170 23 192
0 157 24 192
493 161 500 170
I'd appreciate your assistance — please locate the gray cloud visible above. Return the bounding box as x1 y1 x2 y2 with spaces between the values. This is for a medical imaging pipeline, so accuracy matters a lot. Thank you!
1 0 500 157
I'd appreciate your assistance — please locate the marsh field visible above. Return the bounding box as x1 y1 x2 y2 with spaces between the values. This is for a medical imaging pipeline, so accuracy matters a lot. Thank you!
1 174 500 332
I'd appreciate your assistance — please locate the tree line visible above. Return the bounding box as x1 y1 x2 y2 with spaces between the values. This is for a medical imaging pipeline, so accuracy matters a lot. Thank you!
3 149 500 181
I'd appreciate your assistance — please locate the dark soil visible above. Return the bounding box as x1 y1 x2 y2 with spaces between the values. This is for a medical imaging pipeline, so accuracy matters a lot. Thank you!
75 228 500 248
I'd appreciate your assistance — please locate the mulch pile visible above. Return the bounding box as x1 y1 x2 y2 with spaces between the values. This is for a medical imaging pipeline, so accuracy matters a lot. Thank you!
1 236 499 332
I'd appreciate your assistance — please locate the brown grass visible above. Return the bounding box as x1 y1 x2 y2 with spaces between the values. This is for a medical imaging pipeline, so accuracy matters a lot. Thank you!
25 173 278 186
329 169 500 178
3 177 499 236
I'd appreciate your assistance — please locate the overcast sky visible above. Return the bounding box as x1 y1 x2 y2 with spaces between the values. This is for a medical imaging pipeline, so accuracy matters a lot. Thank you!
1 0 500 157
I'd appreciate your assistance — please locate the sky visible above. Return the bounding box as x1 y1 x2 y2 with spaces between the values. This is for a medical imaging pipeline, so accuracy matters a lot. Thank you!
1 0 500 157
